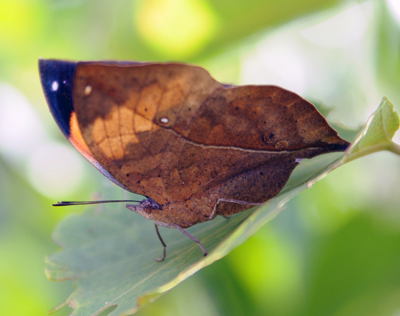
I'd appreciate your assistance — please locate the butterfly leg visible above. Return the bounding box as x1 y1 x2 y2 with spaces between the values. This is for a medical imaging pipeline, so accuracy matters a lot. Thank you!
154 221 207 260
172 223 207 257
154 223 167 262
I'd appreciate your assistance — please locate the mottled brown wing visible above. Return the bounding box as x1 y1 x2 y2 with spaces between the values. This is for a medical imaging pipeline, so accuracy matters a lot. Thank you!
73 62 349 226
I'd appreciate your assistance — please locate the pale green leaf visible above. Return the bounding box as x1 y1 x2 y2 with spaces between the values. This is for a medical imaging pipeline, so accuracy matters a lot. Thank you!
342 97 400 163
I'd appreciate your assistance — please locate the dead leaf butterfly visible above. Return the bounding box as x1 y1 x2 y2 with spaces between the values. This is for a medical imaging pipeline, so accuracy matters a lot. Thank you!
39 59 349 261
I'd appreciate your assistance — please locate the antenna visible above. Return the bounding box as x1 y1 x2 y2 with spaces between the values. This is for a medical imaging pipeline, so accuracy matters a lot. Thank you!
53 199 142 206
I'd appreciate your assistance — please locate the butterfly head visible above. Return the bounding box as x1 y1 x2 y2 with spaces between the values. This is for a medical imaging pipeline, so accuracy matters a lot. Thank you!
126 197 163 220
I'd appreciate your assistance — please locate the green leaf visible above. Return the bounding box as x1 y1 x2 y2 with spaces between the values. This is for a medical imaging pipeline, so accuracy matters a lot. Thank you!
342 97 400 163
46 98 399 316
198 0 345 58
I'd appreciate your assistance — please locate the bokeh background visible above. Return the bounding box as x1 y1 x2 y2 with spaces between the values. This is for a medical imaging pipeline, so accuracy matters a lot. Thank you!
1 0 400 315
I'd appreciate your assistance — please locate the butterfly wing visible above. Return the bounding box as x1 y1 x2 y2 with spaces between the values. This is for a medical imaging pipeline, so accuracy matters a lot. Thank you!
42 60 349 227
71 62 349 213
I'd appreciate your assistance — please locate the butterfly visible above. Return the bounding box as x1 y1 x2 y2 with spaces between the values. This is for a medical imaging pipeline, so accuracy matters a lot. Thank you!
39 59 349 261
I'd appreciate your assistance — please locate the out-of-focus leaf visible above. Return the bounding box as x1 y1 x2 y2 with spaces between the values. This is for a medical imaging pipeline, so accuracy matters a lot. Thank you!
132 0 347 60
46 98 399 316
376 2 400 105
206 0 344 50
299 213 400 316
342 97 400 162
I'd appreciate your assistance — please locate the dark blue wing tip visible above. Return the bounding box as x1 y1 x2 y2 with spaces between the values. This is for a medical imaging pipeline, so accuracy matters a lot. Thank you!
39 59 77 138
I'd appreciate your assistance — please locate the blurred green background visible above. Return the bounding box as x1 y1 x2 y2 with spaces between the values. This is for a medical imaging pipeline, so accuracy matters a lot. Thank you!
1 0 400 315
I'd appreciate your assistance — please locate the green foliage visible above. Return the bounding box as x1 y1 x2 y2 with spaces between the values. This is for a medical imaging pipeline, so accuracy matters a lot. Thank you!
343 97 400 162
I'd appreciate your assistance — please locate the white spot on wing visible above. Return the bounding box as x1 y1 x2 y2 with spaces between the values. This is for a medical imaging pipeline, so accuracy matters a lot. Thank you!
160 117 169 124
51 81 59 91
84 85 92 95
